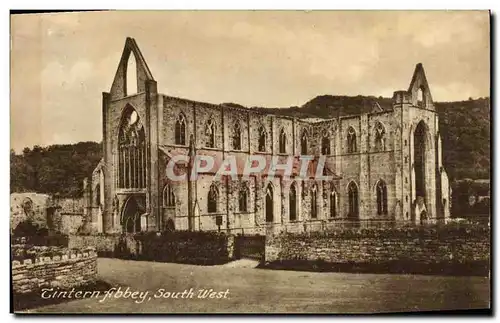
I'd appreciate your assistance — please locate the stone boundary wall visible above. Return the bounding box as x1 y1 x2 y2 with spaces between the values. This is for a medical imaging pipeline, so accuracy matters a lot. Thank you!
68 232 235 265
265 225 490 275
12 246 97 294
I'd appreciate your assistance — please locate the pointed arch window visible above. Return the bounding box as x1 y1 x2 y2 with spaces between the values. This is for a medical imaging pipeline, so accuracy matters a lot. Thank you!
126 51 138 96
258 126 266 152
347 127 357 153
208 183 218 213
301 130 308 155
321 131 331 155
238 182 248 212
265 184 273 222
289 183 297 221
279 128 287 153
348 181 359 219
118 106 146 189
175 114 186 145
233 122 242 150
310 184 318 219
205 119 216 148
163 183 176 207
374 122 386 152
330 184 337 218
376 180 388 215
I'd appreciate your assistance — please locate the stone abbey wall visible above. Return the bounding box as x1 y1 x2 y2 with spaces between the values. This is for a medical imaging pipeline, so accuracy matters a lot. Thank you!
11 246 97 294
265 224 490 275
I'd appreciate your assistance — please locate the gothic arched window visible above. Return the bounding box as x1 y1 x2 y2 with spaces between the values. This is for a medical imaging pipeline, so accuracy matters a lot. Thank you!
279 128 287 153
258 125 266 152
301 130 308 155
118 106 146 189
310 184 318 219
163 183 176 207
376 180 388 215
265 183 273 222
348 181 359 219
238 182 248 212
205 119 216 148
208 183 218 213
330 184 337 218
347 127 357 153
321 131 331 155
175 114 186 145
374 122 386 152
233 122 242 150
289 183 297 221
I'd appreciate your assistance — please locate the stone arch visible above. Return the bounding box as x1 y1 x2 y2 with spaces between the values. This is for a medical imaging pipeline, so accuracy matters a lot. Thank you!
165 218 175 232
121 195 145 233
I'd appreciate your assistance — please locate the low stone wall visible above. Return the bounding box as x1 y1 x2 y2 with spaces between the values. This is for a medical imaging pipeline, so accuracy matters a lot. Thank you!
68 232 235 265
11 245 97 294
68 234 121 256
265 224 490 275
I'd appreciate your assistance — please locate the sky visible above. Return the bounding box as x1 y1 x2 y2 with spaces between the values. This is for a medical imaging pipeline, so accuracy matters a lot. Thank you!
10 10 490 152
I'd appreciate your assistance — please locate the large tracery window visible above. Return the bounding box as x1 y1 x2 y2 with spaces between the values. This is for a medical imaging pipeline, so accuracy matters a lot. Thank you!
175 114 186 145
118 107 146 189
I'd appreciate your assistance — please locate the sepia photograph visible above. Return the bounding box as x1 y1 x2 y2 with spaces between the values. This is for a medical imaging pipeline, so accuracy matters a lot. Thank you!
9 10 491 314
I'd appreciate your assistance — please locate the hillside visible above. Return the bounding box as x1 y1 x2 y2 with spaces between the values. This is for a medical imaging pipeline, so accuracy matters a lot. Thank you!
10 97 490 197
10 142 102 198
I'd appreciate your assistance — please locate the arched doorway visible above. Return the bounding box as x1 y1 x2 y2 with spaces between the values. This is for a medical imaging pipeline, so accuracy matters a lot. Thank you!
165 218 175 232
414 121 427 201
122 196 144 233
265 184 273 223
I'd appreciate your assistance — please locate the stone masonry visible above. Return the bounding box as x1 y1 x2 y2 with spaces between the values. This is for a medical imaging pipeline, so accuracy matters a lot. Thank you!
88 37 451 235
